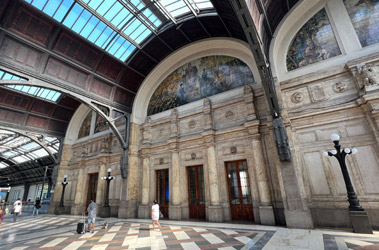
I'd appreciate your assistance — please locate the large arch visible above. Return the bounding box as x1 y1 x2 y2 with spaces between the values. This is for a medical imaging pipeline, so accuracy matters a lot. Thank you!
131 38 261 124
269 0 379 81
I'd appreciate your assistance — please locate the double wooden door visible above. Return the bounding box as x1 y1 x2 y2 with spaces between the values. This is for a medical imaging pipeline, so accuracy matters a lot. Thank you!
225 160 254 221
156 169 169 218
187 165 206 219
86 173 98 207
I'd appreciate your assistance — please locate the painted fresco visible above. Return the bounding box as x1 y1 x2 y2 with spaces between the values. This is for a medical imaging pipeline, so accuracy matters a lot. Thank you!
344 0 379 47
78 112 92 139
94 106 109 133
286 9 341 71
147 55 254 115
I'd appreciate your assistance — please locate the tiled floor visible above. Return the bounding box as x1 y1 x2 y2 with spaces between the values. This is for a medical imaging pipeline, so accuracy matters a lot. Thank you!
0 215 378 249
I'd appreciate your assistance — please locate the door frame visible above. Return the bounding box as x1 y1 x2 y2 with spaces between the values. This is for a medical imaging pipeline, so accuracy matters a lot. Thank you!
186 165 206 220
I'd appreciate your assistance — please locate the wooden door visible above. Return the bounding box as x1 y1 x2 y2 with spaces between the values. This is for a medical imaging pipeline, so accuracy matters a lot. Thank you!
156 169 169 218
187 165 206 219
86 173 98 207
225 160 254 221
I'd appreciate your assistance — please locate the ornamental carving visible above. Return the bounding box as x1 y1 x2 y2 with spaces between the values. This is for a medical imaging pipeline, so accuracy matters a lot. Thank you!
191 153 196 160
188 120 196 128
230 146 237 154
358 64 378 86
291 92 304 103
332 81 347 93
309 84 328 102
225 110 234 120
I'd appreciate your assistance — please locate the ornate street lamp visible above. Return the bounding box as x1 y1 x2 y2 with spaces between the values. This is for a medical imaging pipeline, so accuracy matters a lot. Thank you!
101 168 114 208
323 134 372 234
58 175 70 207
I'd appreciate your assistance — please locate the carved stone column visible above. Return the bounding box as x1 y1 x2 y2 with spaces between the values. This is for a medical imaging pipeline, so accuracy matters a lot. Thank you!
138 153 150 218
118 123 140 218
252 137 275 225
170 148 182 219
96 156 108 217
71 163 85 215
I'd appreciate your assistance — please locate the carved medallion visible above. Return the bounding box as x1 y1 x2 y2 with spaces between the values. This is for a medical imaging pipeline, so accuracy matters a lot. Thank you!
309 84 328 102
188 120 196 128
332 81 347 93
191 153 196 160
291 92 304 103
159 158 164 164
231 146 237 154
225 110 234 120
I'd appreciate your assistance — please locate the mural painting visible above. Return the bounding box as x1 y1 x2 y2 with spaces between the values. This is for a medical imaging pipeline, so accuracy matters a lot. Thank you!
147 55 254 115
344 0 379 47
286 9 341 71
78 112 92 139
94 106 109 133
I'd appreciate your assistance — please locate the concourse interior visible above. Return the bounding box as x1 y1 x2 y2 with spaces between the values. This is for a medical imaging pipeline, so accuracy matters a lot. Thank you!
1 0 379 249
0 214 379 250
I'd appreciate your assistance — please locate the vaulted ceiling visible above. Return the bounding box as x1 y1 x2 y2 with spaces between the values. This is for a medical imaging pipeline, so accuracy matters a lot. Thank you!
0 0 298 187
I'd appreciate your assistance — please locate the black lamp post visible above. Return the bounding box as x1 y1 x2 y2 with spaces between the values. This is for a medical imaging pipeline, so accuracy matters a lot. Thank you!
101 168 114 207
323 134 372 234
58 175 69 207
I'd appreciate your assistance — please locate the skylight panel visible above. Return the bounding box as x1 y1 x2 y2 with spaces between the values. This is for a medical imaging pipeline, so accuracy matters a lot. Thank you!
106 35 136 60
3 151 17 158
13 155 31 163
0 70 27 81
193 0 213 9
54 0 74 22
19 142 39 151
5 85 62 102
47 146 58 154
160 0 190 17
30 148 49 158
0 162 8 168
45 136 58 142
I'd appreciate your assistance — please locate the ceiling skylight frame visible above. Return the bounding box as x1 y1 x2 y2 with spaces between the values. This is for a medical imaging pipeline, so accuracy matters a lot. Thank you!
4 85 62 103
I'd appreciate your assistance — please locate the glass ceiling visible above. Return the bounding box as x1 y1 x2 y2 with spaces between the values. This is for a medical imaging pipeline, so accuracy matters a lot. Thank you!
0 130 60 167
0 69 62 102
23 0 214 62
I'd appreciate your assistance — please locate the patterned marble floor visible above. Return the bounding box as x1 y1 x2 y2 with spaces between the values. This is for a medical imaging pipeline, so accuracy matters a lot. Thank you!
0 215 378 250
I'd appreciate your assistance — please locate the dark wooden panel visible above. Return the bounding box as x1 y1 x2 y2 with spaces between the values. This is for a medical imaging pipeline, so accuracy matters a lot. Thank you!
51 106 74 121
0 88 32 111
158 27 188 50
142 36 170 62
199 16 228 37
0 108 25 124
0 37 43 70
89 78 113 99
45 57 89 89
180 18 208 42
48 119 67 133
96 55 123 81
119 67 144 93
26 115 48 129
113 88 134 108
54 32 100 69
128 52 156 76
57 96 80 109
9 6 53 46
31 99 55 115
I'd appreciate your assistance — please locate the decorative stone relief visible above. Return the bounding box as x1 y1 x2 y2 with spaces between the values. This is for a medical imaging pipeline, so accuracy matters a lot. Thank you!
358 64 378 86
225 110 234 120
188 120 196 128
291 92 304 103
309 84 328 102
332 81 348 93
230 146 237 154
81 144 88 157
191 153 196 160
159 158 164 164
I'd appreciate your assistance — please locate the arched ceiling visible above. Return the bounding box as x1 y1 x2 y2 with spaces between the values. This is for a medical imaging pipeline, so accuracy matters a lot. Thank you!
0 0 299 187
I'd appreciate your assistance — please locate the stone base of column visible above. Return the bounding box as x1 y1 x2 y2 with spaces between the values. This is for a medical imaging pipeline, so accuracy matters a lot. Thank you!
284 209 314 229
138 205 150 219
208 205 224 222
99 207 111 218
118 200 137 218
169 205 182 220
48 201 59 214
350 210 373 234
259 205 276 226
71 205 85 215
56 206 69 215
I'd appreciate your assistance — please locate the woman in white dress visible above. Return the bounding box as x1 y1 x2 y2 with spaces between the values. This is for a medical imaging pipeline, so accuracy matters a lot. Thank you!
151 200 162 231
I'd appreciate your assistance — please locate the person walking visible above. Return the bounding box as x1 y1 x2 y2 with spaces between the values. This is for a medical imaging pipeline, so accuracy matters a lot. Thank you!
85 200 98 233
12 198 22 222
32 197 41 217
0 202 8 224
151 200 162 231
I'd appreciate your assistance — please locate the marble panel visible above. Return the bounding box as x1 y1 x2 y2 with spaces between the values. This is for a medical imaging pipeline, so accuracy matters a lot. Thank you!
304 152 331 195
354 146 379 194
346 125 366 137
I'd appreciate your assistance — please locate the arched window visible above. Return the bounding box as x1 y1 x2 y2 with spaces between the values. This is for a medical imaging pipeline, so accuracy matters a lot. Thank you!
343 0 379 47
286 9 341 71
